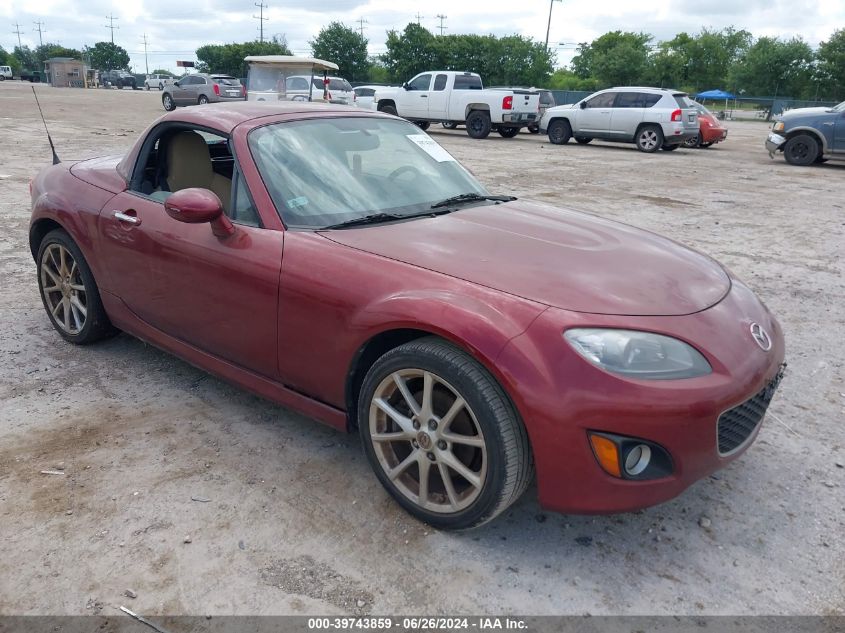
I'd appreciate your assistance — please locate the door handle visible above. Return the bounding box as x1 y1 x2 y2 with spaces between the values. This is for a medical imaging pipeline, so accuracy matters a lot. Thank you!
113 211 141 226
420 95 428 98
822 122 834 126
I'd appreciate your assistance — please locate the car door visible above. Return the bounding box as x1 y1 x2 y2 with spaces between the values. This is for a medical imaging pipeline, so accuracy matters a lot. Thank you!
832 111 845 152
609 92 647 138
576 91 616 135
97 129 284 379
427 73 449 120
402 73 432 119
170 76 193 104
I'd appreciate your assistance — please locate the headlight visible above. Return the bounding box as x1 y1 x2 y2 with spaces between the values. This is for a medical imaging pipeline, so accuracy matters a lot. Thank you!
564 328 712 380
772 121 785 132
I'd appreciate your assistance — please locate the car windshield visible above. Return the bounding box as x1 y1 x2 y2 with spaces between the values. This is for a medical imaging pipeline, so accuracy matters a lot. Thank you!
831 101 845 112
249 117 488 229
692 101 712 115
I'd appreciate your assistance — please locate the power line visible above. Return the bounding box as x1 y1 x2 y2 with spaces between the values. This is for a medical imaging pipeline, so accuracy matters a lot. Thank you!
140 33 149 74
435 14 447 36
356 17 368 38
104 14 119 44
33 20 45 47
12 22 24 49
253 2 268 43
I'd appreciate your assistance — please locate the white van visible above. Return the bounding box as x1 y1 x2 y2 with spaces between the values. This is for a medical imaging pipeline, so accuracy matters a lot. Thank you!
0 66 13 81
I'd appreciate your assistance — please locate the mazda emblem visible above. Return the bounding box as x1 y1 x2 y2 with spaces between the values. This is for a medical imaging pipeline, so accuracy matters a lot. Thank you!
750 323 772 351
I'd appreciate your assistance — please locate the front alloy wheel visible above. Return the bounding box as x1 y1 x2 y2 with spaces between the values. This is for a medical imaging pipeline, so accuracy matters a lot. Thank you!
40 243 87 336
359 338 532 529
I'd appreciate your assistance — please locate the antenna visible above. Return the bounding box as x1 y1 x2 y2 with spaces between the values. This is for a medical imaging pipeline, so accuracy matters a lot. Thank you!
31 86 60 165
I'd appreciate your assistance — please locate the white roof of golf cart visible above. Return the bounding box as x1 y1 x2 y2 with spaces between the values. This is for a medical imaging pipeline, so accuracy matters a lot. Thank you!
244 55 339 71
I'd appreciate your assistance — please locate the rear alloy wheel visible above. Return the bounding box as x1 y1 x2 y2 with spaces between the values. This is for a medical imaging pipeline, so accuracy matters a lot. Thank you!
636 125 664 153
498 126 519 138
162 93 175 111
547 119 571 145
198 94 209 105
683 133 701 148
783 134 819 166
37 230 115 345
574 136 592 144
527 124 540 134
359 338 532 529
465 110 492 139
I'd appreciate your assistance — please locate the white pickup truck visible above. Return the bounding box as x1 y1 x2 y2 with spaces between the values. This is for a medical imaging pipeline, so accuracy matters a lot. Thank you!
372 71 540 139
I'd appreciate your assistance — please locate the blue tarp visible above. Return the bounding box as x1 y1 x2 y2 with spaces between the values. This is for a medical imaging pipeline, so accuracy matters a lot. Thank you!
695 89 736 99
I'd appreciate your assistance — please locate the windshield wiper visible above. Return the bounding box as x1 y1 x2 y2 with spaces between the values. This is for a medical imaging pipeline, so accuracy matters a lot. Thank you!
320 208 457 230
430 193 516 209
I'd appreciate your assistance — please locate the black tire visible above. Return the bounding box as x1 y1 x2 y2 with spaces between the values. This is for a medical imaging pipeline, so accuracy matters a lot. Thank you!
198 94 209 105
783 134 820 166
162 93 176 111
36 229 116 345
414 121 431 131
145 83 150 91
158 84 164 91
498 126 519 138
683 133 700 148
465 110 492 139
699 142 713 148
662 143 680 151
574 136 592 144
547 119 571 145
635 125 664 153
441 122 459 129
358 337 533 530
527 124 540 134
379 104 398 116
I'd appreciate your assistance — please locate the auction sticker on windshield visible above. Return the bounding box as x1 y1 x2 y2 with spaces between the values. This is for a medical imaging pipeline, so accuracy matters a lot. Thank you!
406 134 456 162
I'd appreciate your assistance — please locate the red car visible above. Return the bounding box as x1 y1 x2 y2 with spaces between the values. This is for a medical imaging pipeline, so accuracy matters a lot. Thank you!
29 103 784 529
684 101 729 148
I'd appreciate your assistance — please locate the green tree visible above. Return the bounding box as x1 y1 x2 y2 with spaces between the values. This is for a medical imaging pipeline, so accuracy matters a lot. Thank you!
548 68 596 91
85 41 130 71
571 31 652 87
729 36 814 97
0 46 22 75
195 37 291 78
13 45 38 71
382 23 441 82
151 68 174 76
36 43 82 64
817 29 845 100
310 22 369 82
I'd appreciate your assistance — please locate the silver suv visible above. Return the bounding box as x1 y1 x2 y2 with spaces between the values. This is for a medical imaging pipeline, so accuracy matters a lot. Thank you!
540 87 699 152
162 74 245 111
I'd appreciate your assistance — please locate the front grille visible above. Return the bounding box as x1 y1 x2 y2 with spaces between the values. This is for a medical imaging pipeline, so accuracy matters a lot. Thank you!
717 374 782 455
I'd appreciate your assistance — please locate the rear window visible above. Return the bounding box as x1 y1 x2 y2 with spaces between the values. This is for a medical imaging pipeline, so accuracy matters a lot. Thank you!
213 76 241 86
313 78 352 92
539 91 555 106
673 93 695 108
355 87 376 97
454 75 483 90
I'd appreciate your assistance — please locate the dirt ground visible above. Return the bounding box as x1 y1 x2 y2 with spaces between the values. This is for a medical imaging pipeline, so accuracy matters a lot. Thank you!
0 82 843 617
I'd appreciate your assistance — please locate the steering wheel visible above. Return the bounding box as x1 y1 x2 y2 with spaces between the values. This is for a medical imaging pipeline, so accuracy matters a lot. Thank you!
388 165 422 182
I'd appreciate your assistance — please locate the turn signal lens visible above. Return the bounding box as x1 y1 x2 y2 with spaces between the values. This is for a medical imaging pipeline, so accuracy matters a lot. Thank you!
589 434 621 478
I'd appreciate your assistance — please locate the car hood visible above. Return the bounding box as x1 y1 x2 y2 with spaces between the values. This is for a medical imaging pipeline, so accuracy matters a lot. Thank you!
322 200 731 316
781 106 833 119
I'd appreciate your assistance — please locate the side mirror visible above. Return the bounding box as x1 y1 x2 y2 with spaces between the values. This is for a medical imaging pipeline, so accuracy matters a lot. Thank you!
173 80 180 87
580 101 587 109
402 82 409 90
164 188 234 237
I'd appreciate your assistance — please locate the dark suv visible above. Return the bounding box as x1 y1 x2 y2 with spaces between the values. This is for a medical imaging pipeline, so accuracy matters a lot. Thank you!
100 70 138 89
765 101 845 165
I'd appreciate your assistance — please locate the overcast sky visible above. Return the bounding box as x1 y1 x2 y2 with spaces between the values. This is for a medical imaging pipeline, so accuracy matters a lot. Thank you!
2 0 843 74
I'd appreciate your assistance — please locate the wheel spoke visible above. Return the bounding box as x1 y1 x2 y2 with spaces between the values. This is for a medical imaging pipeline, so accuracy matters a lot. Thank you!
48 248 61 275
441 432 485 447
69 261 78 280
419 371 434 419
69 283 86 292
43 264 62 287
387 450 418 481
62 297 72 330
71 295 87 318
439 396 465 431
373 398 415 434
392 373 421 417
439 450 481 489
59 247 68 277
42 283 62 293
70 302 83 331
371 430 413 443
418 457 430 506
438 462 459 509
50 298 63 317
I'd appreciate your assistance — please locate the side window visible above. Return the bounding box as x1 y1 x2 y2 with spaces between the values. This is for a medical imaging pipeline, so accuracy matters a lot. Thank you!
433 74 447 91
613 92 644 108
196 76 207 85
408 74 431 91
288 77 309 90
642 94 662 108
585 92 616 108
230 171 261 227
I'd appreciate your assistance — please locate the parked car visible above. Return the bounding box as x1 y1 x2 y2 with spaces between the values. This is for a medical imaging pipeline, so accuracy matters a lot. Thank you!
353 85 382 110
488 86 557 133
0 65 13 81
684 101 728 148
162 74 245 110
144 74 172 90
29 102 785 529
765 100 845 166
100 70 138 89
540 87 700 152
283 75 355 104
373 71 541 139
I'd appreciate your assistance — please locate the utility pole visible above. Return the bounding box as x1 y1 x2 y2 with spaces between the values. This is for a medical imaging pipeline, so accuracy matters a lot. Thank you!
544 0 561 51
140 33 149 74
253 2 268 43
356 17 368 38
435 14 447 36
12 23 24 49
104 14 119 44
33 21 45 47
414 12 424 25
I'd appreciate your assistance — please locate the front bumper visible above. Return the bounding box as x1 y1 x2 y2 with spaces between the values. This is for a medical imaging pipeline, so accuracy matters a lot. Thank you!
497 280 786 514
766 133 786 157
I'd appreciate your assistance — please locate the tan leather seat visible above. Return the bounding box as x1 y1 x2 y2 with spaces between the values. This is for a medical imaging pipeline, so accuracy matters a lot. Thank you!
166 131 232 211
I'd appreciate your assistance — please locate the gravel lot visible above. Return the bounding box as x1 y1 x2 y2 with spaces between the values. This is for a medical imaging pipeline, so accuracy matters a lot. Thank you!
0 82 843 616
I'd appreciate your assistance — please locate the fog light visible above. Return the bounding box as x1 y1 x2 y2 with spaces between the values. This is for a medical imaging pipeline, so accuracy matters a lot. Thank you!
624 444 652 476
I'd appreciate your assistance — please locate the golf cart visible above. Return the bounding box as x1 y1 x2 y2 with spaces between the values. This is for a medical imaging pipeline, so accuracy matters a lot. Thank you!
244 55 340 103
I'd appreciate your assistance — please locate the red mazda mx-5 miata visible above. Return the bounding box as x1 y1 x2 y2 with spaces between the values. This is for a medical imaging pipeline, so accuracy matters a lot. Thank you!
29 102 785 529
